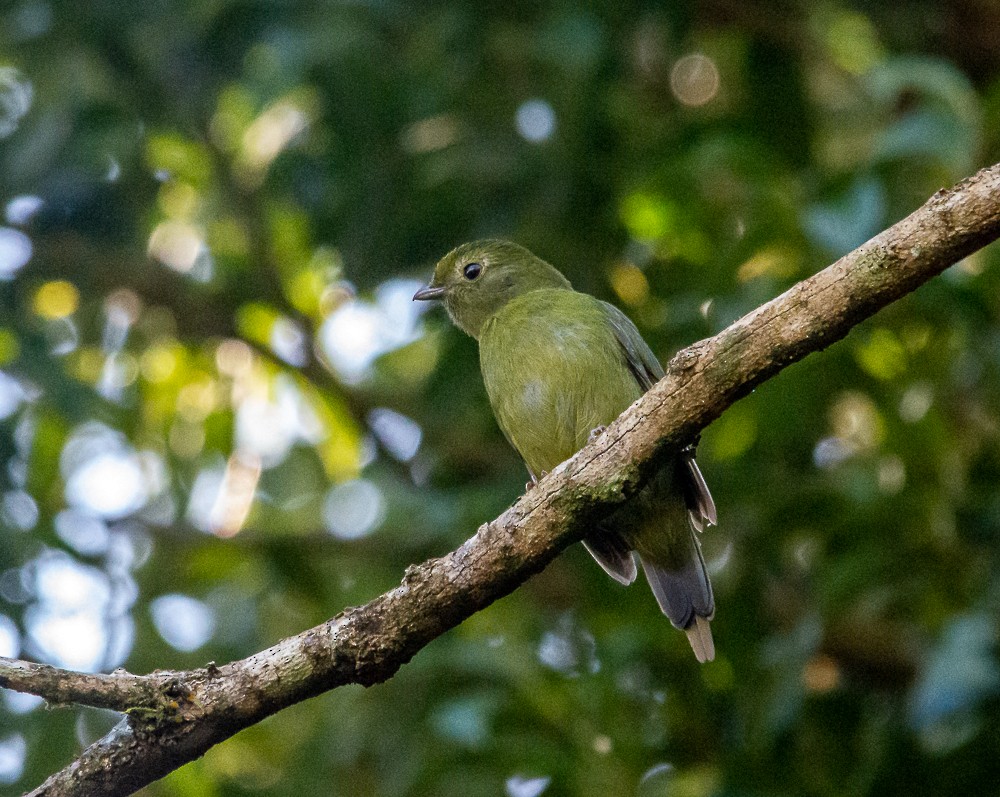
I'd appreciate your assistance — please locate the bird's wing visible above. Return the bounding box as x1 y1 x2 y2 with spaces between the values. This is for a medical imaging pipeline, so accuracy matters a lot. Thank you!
599 300 663 390
600 300 717 530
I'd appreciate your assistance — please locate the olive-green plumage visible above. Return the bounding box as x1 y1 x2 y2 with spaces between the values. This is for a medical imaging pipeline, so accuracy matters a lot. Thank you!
414 240 718 662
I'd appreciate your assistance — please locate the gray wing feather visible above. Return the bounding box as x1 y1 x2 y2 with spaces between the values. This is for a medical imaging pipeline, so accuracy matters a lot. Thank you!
582 531 637 585
682 452 717 530
600 300 663 390
600 300 718 662
601 301 717 531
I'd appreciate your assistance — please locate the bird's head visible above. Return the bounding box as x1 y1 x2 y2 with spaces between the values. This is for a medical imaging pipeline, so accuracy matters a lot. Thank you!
413 239 571 338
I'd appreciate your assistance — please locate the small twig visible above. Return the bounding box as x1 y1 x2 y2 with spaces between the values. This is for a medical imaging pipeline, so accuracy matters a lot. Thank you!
0 657 196 717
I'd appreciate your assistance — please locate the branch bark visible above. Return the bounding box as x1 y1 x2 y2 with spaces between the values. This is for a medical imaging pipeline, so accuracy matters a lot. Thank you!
6 162 1000 797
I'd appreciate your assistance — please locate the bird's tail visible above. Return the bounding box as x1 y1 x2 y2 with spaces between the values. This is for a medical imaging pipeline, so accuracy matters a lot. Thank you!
583 530 637 586
639 529 715 663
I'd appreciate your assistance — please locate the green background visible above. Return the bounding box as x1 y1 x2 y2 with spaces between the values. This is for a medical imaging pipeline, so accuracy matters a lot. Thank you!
1 1 999 795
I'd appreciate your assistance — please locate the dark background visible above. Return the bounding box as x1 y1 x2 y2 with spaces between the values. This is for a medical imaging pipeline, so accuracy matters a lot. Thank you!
1 1 999 795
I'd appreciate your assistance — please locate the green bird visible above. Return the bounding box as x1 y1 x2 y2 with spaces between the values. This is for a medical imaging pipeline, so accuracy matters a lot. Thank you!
414 240 718 662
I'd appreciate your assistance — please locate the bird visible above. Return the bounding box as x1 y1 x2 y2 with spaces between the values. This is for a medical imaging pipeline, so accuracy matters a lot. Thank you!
413 240 718 662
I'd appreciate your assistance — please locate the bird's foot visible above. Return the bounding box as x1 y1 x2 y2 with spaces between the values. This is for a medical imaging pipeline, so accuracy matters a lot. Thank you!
525 471 548 492
588 425 607 444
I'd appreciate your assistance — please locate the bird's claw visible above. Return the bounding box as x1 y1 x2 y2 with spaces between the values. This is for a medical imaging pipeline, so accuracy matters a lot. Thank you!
588 425 607 444
525 471 548 492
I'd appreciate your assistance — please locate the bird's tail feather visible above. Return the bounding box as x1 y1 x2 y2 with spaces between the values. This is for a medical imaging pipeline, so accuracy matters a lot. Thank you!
683 616 715 664
583 531 637 585
681 453 717 532
640 530 715 663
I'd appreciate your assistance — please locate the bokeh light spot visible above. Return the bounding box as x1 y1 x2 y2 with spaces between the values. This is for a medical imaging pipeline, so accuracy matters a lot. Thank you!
319 279 426 384
239 94 314 181
0 734 26 786
877 455 906 493
33 280 79 320
899 382 933 423
854 328 907 380
802 653 841 692
9 0 52 39
25 551 115 671
537 614 599 676
140 341 180 383
0 329 19 364
831 391 885 451
826 12 885 74
515 99 556 143
609 262 649 306
506 775 551 797
65 451 148 519
813 436 851 469
33 553 110 611
670 53 720 107
177 379 218 422
0 614 19 657
323 479 385 540
235 391 299 466
55 510 110 556
620 193 675 242
150 594 216 652
368 408 422 462
0 371 26 419
216 338 254 377
737 246 800 282
4 195 43 226
0 67 33 138
0 227 32 280
270 317 307 366
401 114 461 153
27 610 107 672
148 220 205 274
206 453 261 537
2 490 38 531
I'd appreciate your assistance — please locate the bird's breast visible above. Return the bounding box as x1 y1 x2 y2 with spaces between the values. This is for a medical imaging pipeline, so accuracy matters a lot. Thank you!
479 293 641 476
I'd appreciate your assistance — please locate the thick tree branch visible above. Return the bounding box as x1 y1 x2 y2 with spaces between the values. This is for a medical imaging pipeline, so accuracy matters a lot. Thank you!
11 163 1000 797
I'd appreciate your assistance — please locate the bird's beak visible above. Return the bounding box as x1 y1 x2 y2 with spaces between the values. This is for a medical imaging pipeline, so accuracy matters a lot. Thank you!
413 284 446 301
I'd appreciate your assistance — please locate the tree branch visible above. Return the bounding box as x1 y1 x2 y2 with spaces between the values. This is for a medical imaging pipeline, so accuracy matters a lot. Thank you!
0 659 177 714
13 163 1000 797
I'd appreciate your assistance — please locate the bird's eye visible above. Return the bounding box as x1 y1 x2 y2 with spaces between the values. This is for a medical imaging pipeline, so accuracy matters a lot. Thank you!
463 262 483 280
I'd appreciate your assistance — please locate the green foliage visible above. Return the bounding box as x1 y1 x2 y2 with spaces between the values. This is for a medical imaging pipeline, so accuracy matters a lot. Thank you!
1 1 999 795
